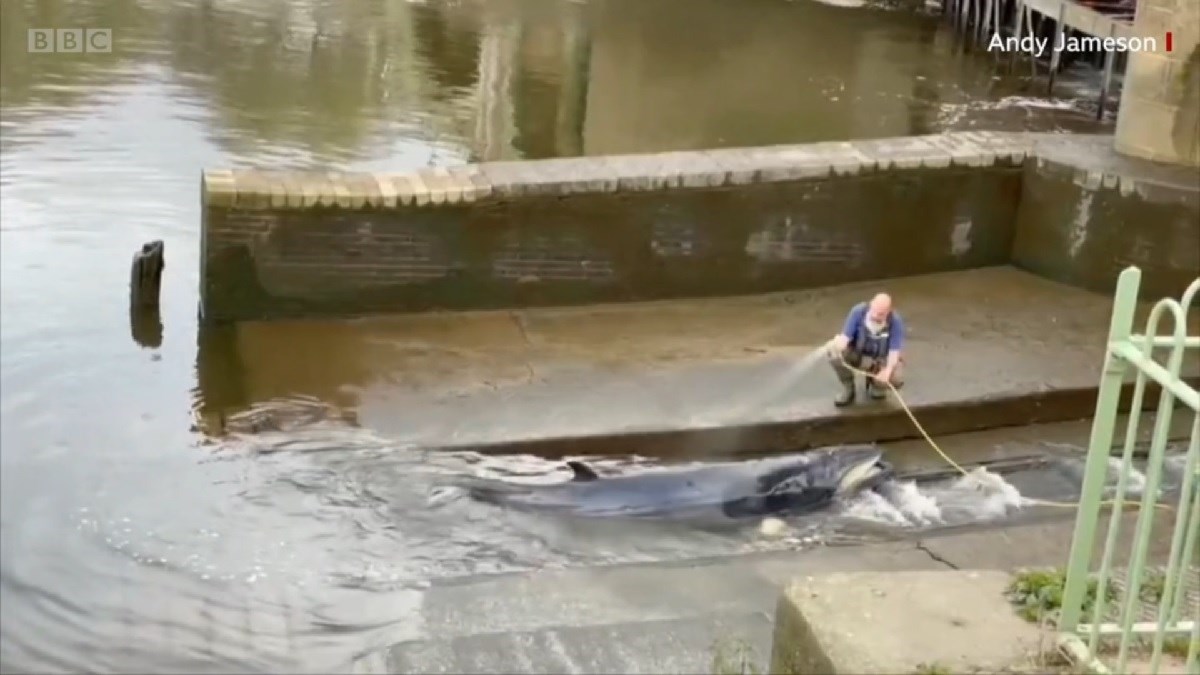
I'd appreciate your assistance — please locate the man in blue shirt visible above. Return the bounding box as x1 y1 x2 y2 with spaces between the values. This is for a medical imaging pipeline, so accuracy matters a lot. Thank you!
825 293 906 406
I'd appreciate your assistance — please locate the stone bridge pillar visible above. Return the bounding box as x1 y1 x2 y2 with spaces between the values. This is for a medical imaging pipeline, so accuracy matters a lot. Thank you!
1113 0 1200 166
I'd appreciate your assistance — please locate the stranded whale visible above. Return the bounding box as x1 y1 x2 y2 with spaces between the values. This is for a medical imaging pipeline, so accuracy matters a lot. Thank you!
439 445 895 522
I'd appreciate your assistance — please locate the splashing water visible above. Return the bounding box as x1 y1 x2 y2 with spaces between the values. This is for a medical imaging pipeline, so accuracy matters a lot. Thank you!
841 488 920 527
837 468 1026 529
880 480 945 526
1103 456 1151 500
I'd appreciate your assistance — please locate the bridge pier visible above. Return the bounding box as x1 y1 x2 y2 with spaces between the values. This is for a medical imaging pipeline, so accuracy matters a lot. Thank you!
1113 0 1200 166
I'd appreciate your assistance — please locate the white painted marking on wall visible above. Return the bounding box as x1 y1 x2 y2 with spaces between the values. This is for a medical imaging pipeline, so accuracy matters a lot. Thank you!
950 217 972 256
1068 192 1093 259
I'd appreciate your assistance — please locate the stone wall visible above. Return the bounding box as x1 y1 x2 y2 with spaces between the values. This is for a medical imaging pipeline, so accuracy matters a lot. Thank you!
1112 0 1200 166
200 131 1199 323
1013 135 1200 299
200 133 1027 322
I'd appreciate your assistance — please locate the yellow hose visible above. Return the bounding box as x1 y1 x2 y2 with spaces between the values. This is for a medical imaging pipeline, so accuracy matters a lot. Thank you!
836 353 1170 512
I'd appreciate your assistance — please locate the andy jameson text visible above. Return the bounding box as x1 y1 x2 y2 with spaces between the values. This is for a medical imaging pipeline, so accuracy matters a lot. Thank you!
989 33 1160 58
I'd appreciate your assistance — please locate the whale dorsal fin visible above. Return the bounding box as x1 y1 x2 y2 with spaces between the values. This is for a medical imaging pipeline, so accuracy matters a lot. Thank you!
566 461 599 482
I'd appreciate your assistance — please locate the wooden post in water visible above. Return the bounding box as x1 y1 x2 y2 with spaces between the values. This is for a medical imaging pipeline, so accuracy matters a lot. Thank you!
130 240 164 348
1047 3 1066 95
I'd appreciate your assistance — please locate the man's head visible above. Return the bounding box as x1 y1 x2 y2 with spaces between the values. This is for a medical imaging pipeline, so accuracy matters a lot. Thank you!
866 293 892 323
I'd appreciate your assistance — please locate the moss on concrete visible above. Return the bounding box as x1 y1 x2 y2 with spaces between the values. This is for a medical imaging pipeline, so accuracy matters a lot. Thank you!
710 636 764 675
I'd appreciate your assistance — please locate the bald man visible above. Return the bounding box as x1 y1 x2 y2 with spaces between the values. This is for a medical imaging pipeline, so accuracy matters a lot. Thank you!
825 293 906 406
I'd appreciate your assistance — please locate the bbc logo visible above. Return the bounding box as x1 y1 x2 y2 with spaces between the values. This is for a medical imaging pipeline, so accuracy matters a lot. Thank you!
27 29 112 53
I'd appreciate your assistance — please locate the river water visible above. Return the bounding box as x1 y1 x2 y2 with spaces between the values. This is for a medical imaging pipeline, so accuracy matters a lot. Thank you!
0 0 1115 672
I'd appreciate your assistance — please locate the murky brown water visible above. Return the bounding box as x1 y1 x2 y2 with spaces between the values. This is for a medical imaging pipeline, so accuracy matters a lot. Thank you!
0 0 1119 671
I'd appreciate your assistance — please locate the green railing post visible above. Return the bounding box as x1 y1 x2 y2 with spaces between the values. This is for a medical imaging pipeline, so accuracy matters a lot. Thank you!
1058 267 1141 632
1113 296 1189 673
1057 270 1199 674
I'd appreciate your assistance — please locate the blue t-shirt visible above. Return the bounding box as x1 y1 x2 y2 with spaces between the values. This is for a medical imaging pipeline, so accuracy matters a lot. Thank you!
841 302 905 354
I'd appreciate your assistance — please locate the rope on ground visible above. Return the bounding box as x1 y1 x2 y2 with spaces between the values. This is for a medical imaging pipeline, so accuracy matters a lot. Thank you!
836 354 1172 513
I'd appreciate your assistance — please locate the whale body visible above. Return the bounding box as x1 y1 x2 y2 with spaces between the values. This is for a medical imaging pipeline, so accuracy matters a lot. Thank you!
442 445 895 522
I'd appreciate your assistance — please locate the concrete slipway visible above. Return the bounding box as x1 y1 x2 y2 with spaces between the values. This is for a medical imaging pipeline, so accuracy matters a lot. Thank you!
347 411 1196 674
222 265 1199 460
214 265 1200 675
341 413 1196 673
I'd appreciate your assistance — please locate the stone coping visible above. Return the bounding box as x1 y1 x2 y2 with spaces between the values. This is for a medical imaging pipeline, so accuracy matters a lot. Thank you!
1027 132 1200 203
200 131 1034 210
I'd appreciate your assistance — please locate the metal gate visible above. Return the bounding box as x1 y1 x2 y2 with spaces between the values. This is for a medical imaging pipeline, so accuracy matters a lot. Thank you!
1058 266 1199 674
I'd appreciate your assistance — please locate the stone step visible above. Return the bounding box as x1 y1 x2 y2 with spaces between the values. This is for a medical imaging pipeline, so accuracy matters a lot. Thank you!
354 613 774 675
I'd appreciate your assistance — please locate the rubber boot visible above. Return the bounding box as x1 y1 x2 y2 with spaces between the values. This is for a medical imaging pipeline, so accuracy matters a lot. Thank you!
866 377 887 400
834 378 856 407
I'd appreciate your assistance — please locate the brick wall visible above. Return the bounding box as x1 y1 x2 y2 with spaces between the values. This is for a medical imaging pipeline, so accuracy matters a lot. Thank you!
198 131 1190 322
1012 141 1200 299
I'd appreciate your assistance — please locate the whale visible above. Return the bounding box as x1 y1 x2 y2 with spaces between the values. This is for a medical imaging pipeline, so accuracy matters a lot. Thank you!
441 445 895 522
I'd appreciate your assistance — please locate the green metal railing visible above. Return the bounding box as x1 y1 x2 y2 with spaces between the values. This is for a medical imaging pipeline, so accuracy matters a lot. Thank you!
1058 266 1199 675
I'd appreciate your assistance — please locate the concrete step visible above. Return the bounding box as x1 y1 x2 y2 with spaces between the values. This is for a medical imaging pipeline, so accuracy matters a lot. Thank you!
347 538 950 673
355 613 774 675
210 266 1200 459
348 507 1186 674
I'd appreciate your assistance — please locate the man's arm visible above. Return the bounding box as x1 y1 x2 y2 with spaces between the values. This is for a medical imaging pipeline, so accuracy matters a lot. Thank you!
829 304 863 352
884 313 905 369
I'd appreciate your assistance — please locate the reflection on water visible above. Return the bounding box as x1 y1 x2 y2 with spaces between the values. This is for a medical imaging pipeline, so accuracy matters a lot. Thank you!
0 0 1116 671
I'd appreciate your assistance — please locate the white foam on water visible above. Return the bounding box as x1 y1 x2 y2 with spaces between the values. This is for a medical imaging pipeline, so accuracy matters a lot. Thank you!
881 480 945 526
838 468 1026 528
425 485 467 508
841 488 917 526
1104 456 1150 499
958 467 1026 519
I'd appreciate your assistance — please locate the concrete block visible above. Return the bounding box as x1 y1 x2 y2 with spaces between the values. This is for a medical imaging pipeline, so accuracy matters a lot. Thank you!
479 160 538 198
552 157 621 194
613 154 683 191
462 165 495 200
407 170 433 206
298 173 322 207
266 173 288 209
279 171 304 208
347 171 383 208
780 142 872 178
542 159 597 195
418 560 780 639
852 137 953 170
924 134 993 168
304 173 333 207
751 143 844 181
231 169 268 208
445 165 483 202
375 613 775 675
527 158 601 195
638 150 723 189
769 570 1044 674
417 167 452 205
705 148 765 185
387 173 419 207
374 172 399 207
328 171 355 208
201 169 236 208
